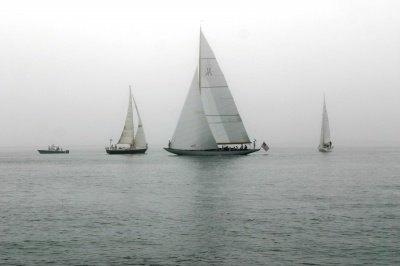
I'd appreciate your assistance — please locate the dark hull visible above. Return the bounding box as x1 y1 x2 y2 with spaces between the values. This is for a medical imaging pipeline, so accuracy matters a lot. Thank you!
164 148 260 156
318 145 334 152
106 148 147 154
38 150 69 154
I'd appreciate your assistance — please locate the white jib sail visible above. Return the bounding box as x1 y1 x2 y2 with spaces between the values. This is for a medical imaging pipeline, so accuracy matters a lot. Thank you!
171 68 218 150
118 89 135 145
199 30 251 144
132 92 147 148
320 97 331 146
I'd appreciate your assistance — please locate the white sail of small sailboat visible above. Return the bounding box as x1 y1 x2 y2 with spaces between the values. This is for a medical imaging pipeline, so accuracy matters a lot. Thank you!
106 86 148 154
164 30 265 156
318 95 333 152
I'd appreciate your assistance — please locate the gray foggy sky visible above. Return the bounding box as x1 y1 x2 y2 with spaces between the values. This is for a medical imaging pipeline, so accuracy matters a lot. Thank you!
1 0 399 148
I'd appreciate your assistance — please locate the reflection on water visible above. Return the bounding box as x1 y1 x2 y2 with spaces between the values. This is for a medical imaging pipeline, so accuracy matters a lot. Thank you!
0 147 399 265
176 156 245 261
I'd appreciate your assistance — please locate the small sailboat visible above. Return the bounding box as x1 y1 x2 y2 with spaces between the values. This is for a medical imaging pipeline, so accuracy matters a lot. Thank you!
318 96 333 152
106 86 148 154
164 30 265 156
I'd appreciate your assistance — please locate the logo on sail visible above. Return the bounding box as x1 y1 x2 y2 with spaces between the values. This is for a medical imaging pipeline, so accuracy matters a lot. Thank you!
205 67 212 76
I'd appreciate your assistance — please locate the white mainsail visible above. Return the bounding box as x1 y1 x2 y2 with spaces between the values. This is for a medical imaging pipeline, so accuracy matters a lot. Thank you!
171 69 218 150
199 30 251 144
118 88 135 145
132 92 147 148
319 97 331 146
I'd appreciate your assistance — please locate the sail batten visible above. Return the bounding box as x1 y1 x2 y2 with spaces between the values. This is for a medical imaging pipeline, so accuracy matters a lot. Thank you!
206 114 242 116
201 86 229 89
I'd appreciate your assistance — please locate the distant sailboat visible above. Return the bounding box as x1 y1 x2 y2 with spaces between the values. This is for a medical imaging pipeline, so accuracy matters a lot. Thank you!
318 96 333 152
106 86 148 154
164 30 265 156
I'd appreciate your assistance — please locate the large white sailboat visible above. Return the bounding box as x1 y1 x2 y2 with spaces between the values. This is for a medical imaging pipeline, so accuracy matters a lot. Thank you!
164 30 266 156
318 96 333 152
106 86 148 154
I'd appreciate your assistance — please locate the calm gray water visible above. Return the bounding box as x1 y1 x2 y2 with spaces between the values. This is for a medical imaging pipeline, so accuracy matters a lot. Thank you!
0 147 399 265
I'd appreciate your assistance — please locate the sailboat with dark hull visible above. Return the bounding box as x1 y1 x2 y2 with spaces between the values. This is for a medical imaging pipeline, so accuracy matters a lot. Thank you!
106 87 148 155
318 96 333 152
164 30 266 156
106 148 146 154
